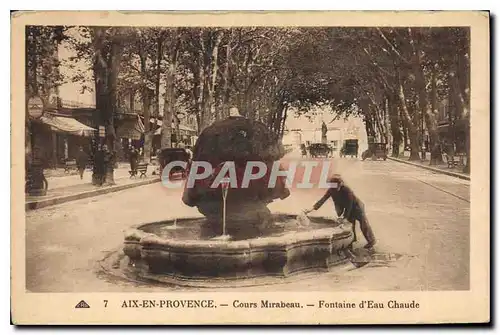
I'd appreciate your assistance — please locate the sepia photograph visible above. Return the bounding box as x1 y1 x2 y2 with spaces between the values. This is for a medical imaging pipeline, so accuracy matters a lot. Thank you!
11 11 490 325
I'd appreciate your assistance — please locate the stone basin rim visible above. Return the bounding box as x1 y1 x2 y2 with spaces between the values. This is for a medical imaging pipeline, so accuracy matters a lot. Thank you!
124 213 352 248
122 213 355 282
99 250 352 289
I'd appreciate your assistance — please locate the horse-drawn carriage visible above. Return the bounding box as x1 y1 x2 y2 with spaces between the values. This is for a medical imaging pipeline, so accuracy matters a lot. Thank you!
340 139 359 158
308 143 332 158
361 142 388 161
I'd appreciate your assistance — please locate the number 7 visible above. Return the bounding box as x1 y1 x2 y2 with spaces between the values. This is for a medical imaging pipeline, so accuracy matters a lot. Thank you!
104 300 108 307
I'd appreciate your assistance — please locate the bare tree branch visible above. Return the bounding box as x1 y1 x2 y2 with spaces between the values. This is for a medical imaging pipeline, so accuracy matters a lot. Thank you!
376 27 411 64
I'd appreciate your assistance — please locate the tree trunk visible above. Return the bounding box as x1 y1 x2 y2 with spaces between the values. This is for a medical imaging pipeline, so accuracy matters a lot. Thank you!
364 116 376 140
463 123 470 174
271 92 286 135
388 92 402 157
383 97 391 147
359 99 376 141
138 42 152 161
403 123 409 150
409 31 441 164
396 70 420 161
103 32 123 185
128 91 134 112
221 29 233 119
373 110 386 143
141 90 153 161
198 32 210 131
406 127 420 161
150 33 162 154
192 64 202 133
426 65 444 165
161 30 180 149
25 30 35 165
272 106 281 135
206 30 223 124
143 130 154 161
196 71 205 132
279 104 289 138
450 71 470 173
161 62 175 149
173 113 181 147
92 27 109 185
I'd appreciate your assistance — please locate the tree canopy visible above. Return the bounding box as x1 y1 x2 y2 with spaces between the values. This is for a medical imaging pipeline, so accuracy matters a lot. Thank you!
27 26 470 171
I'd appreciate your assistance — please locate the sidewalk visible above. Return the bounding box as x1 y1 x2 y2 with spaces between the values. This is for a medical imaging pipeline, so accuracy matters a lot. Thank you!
388 155 470 181
26 164 161 211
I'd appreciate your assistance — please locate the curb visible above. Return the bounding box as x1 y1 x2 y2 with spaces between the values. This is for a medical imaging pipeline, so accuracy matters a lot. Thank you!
387 157 470 181
26 178 161 211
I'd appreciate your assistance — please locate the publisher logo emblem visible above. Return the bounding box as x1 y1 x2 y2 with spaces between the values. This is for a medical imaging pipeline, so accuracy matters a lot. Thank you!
75 300 90 308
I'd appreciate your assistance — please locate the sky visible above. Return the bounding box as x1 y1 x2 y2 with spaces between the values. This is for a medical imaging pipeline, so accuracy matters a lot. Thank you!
57 31 95 106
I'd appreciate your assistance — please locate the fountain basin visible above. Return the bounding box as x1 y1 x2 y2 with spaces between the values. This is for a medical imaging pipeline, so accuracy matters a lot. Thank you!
123 214 354 281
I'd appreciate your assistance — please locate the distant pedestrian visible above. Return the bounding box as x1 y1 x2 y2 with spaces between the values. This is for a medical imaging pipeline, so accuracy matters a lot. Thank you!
300 143 307 158
128 145 139 174
76 147 88 180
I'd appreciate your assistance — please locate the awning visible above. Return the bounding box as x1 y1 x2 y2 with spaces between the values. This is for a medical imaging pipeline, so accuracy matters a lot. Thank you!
39 114 96 137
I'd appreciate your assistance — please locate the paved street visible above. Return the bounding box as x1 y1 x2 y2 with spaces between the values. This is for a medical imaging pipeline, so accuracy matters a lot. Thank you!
25 150 470 292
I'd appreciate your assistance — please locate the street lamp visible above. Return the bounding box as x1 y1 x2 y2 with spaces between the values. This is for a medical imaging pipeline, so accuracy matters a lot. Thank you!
26 96 48 196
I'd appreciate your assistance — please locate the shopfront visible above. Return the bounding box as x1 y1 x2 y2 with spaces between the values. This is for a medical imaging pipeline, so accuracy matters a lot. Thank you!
33 113 96 168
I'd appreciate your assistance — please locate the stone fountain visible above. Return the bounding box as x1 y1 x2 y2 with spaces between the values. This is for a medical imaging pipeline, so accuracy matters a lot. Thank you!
121 115 354 286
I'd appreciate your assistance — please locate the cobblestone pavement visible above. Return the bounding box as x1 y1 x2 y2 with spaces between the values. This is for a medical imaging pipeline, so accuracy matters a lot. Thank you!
25 151 470 292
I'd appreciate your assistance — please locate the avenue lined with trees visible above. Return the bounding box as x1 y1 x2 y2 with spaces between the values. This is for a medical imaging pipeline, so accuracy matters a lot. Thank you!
26 26 470 174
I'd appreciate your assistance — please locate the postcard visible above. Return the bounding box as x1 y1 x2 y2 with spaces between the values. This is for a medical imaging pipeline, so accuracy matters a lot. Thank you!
11 10 489 325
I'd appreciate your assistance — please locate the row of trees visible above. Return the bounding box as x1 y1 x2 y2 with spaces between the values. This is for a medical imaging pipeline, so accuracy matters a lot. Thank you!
285 27 470 172
63 26 303 163
26 26 470 176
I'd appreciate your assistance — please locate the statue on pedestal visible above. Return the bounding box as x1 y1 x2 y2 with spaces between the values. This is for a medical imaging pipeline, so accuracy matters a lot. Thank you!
321 121 328 144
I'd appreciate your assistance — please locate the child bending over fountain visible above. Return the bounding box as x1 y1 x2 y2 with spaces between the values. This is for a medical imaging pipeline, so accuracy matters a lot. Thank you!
305 175 377 249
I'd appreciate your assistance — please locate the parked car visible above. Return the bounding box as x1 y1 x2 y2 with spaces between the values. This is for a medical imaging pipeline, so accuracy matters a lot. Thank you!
340 139 359 158
159 148 191 179
362 143 388 161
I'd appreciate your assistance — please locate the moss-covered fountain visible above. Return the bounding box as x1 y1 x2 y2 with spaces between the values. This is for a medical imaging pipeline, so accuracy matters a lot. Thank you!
120 114 354 287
